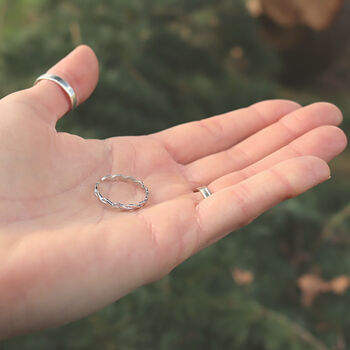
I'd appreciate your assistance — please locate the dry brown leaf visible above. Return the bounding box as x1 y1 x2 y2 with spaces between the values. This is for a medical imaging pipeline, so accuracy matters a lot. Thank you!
330 276 350 294
315 322 330 331
230 46 244 59
232 267 254 285
246 0 263 17
298 274 330 307
247 0 343 31
298 274 350 307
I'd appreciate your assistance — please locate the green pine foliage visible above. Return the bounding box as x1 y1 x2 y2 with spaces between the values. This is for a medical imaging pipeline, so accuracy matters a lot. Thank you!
0 0 279 138
1 0 349 349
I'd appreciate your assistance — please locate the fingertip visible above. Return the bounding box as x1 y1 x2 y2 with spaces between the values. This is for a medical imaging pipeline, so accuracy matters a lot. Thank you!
334 126 348 152
252 99 302 110
316 125 348 158
271 99 303 109
47 44 99 105
307 102 343 125
74 45 100 88
292 155 331 185
23 45 100 124
291 125 348 165
269 156 331 199
251 99 302 122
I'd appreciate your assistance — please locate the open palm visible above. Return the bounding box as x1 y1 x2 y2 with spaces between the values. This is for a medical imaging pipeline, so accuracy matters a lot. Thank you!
0 46 347 339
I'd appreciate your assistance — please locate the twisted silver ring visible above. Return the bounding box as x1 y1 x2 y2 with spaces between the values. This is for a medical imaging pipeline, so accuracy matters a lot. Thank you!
196 186 212 199
34 73 77 112
94 174 149 210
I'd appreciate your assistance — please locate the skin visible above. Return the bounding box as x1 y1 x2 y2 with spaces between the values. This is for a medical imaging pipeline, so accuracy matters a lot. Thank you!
0 45 347 339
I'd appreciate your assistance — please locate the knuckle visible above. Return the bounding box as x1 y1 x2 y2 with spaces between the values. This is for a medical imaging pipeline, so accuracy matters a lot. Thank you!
268 167 294 199
197 118 224 141
229 182 252 222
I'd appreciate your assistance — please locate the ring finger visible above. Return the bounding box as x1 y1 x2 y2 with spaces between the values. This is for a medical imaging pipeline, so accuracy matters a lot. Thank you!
210 125 347 193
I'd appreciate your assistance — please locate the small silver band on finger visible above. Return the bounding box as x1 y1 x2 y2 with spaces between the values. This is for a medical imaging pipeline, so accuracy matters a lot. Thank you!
196 186 212 199
34 73 77 112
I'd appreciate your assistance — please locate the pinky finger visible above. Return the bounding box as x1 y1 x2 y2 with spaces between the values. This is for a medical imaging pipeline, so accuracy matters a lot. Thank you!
195 156 330 249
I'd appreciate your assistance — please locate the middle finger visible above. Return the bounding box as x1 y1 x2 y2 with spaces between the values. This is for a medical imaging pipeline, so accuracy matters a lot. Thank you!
185 102 342 186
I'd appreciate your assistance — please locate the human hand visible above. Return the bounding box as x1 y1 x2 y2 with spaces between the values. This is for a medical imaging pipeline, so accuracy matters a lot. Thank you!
0 46 347 339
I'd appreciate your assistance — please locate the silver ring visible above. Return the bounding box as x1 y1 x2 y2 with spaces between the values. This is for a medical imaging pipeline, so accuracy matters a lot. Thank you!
34 73 77 111
94 174 149 210
196 186 212 199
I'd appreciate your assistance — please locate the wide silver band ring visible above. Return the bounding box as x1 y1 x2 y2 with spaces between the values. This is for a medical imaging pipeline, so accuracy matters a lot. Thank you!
196 186 212 199
94 174 149 210
34 73 77 111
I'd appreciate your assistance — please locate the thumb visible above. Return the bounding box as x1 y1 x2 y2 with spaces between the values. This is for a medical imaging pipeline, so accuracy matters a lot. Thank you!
4 45 99 126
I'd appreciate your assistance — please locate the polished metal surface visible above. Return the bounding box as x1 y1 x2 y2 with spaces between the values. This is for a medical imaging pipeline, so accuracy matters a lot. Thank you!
95 174 149 210
35 73 77 111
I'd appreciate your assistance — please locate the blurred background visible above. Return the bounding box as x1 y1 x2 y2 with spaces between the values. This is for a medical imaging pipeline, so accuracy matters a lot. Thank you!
0 0 349 349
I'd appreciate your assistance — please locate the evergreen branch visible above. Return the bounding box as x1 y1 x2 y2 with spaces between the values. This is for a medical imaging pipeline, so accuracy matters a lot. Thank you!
260 307 329 350
0 0 8 40
321 203 350 240
210 295 329 350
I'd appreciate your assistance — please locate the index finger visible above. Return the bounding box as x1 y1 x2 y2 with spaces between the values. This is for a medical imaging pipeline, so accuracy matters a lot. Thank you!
151 100 301 164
